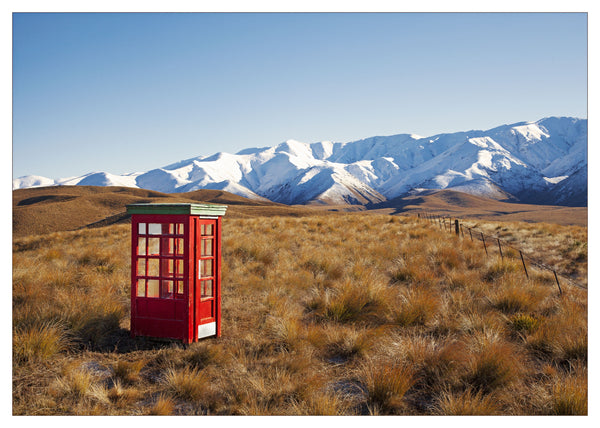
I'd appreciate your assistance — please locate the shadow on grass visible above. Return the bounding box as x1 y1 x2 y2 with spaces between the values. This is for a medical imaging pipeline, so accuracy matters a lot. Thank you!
74 315 188 354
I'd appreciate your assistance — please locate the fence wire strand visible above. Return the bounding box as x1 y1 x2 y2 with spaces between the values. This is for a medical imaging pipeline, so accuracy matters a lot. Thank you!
416 212 587 293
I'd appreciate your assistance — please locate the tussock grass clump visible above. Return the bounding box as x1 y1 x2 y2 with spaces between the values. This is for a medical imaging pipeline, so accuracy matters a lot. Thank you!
230 364 308 415
444 269 480 290
508 313 540 335
527 320 587 364
182 342 229 369
13 321 70 363
230 240 277 267
300 256 344 280
112 359 146 385
551 377 587 415
291 390 354 415
147 395 176 415
434 388 501 415
428 241 465 271
389 257 414 283
525 297 587 364
50 362 96 401
399 335 465 392
106 380 142 408
77 248 116 272
483 259 522 283
357 357 416 413
393 288 440 327
307 324 376 363
161 366 211 402
462 338 521 393
264 314 303 351
456 310 504 336
488 281 544 314
309 278 392 325
549 363 587 415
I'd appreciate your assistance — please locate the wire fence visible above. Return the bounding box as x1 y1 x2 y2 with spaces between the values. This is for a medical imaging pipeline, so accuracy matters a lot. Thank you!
415 211 587 296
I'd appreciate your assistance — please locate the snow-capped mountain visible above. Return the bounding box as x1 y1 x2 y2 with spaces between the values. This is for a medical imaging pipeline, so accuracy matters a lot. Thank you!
13 117 587 207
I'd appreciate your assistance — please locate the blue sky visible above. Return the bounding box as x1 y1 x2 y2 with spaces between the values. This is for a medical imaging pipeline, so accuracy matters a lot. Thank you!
12 12 587 179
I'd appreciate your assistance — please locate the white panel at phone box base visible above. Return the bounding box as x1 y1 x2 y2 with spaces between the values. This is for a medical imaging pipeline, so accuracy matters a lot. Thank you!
198 322 216 339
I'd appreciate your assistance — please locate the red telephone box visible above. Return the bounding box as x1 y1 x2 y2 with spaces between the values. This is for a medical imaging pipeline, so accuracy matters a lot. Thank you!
126 203 227 343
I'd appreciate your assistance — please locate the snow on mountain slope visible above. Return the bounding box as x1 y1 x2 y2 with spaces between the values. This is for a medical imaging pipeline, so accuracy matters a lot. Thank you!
70 172 141 188
484 118 587 176
381 135 540 200
12 172 141 189
13 175 56 189
13 117 587 207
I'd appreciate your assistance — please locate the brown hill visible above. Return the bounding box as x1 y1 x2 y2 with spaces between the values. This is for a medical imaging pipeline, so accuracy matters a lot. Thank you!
371 190 587 226
13 186 587 237
179 189 280 206
12 186 327 237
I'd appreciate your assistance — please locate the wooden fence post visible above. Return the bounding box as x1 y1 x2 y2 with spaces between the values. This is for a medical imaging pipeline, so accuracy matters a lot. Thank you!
553 270 563 295
519 251 529 279
481 232 488 256
455 219 459 236
497 238 503 260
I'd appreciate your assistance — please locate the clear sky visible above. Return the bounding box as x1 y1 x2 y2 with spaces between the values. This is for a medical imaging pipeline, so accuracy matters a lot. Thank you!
12 12 588 179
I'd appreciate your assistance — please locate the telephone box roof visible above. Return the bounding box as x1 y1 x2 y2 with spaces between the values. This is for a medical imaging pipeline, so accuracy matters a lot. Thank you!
126 203 227 216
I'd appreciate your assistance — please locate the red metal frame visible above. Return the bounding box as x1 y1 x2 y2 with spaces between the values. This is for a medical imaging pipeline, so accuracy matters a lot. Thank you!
130 213 221 343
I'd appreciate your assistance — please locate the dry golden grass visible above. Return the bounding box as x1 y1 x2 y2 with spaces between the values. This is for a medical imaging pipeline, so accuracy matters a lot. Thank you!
434 388 501 415
357 357 416 413
147 394 176 415
13 321 71 364
549 361 587 415
461 219 588 286
13 212 587 415
161 366 211 402
112 359 147 385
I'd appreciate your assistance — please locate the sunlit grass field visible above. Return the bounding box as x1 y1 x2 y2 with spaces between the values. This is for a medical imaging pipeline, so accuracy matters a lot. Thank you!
12 214 587 415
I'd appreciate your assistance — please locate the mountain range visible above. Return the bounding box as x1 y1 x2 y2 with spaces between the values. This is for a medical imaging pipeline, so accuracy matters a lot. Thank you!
13 116 587 207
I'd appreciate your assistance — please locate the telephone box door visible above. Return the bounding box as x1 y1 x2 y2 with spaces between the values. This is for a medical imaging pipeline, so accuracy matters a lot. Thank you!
194 217 221 339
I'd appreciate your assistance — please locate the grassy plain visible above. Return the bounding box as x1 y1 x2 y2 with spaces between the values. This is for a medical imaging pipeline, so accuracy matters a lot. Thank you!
12 212 587 415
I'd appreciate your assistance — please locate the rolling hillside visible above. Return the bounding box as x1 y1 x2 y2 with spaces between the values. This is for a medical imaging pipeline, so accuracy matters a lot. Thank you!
13 186 587 238
370 190 587 226
12 186 327 237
